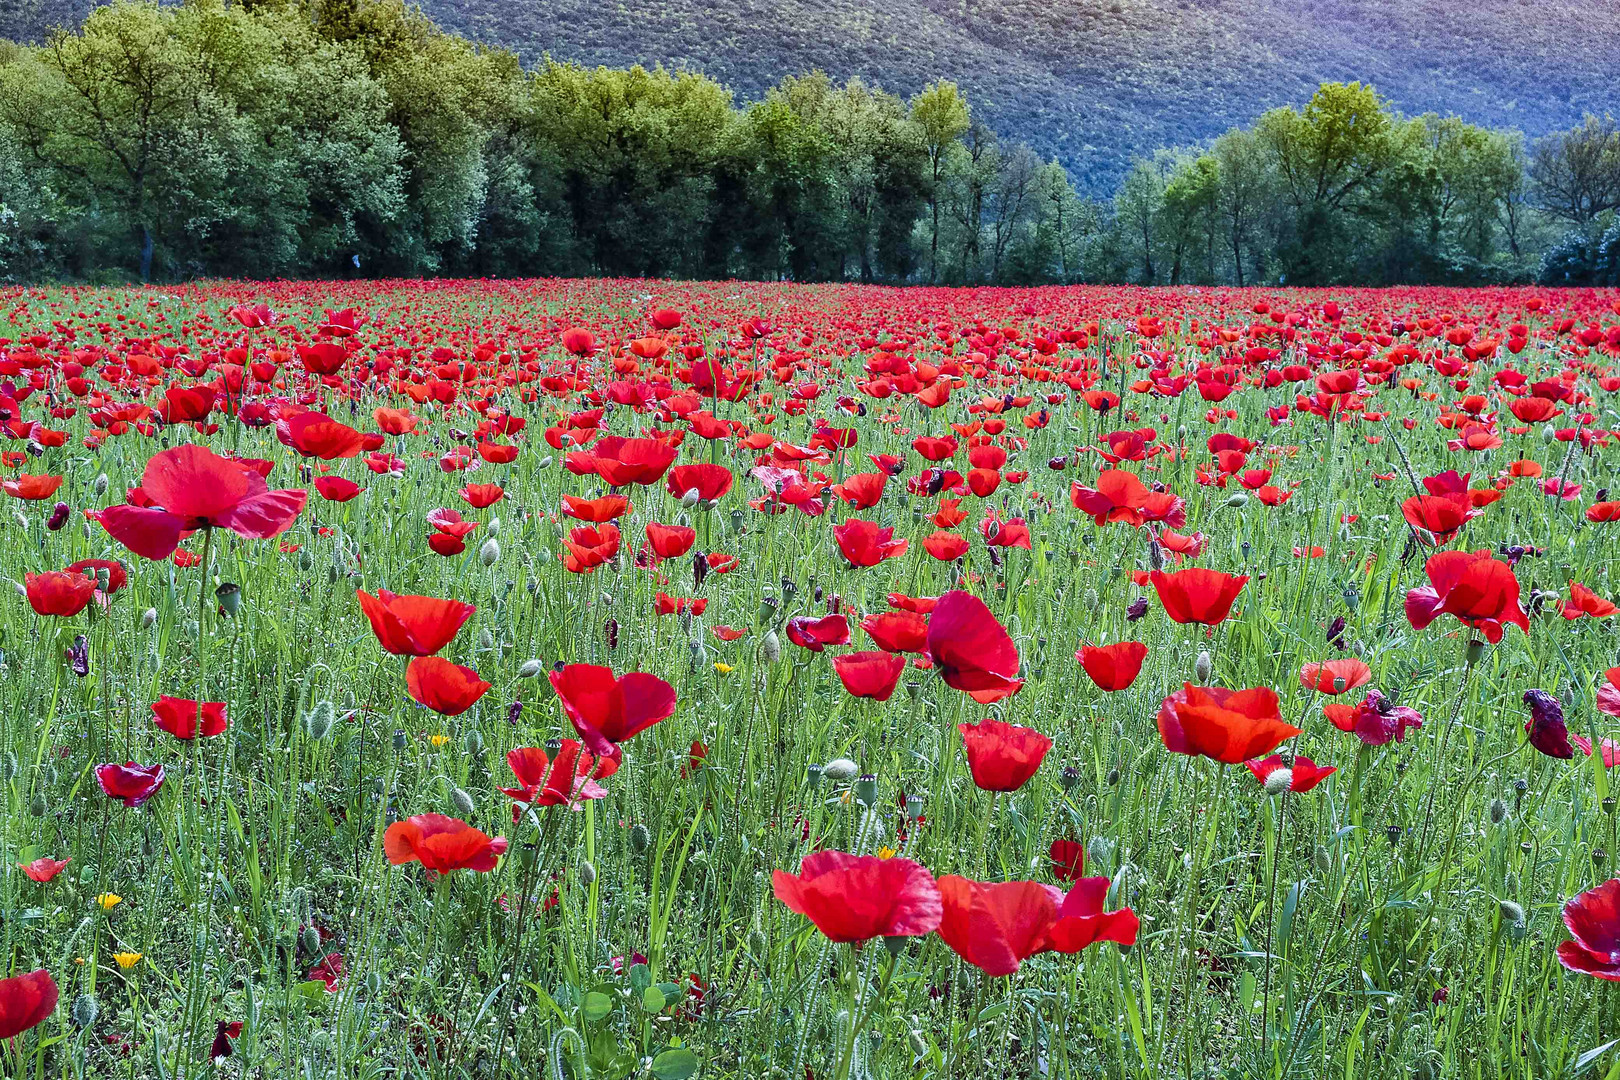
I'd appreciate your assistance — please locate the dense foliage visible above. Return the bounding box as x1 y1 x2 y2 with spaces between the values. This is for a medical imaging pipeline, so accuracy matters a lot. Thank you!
1 1 1618 286
0 276 1618 1077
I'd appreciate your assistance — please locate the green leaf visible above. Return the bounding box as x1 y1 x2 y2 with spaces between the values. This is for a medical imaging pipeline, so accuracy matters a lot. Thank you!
628 962 652 993
582 990 613 1022
641 985 667 1013
650 1047 700 1080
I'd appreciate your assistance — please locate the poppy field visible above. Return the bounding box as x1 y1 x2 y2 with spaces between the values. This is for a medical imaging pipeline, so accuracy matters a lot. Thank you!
1 278 1619 1079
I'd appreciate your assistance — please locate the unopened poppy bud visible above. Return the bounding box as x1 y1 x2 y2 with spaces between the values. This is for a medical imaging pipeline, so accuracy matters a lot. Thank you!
1465 639 1486 665
1489 798 1507 824
477 628 495 652
479 537 501 566
450 787 476 817
298 549 313 571
1060 765 1081 791
47 501 69 531
1498 899 1525 926
578 860 596 885
300 926 321 955
29 791 47 816
1541 424 1557 442
1225 492 1248 507
305 701 334 740
1147 540 1163 570
1105 766 1120 787
748 928 768 956
93 473 109 496
72 993 99 1029
908 1029 928 1056
629 823 651 854
823 758 858 782
1263 768 1294 795
1194 650 1213 683
10 511 24 531
486 516 501 536
854 774 878 807
215 582 241 616
536 455 552 469
517 658 544 678
392 729 407 751
681 487 701 508
762 629 781 663
464 729 484 756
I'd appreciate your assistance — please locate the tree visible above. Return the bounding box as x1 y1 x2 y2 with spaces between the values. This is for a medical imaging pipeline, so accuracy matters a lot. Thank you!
1528 114 1620 226
1209 127 1275 286
908 79 969 284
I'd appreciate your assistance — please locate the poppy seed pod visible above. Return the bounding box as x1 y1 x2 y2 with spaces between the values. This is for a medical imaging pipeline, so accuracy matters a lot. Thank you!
1060 765 1081 791
1466 639 1486 665
805 764 824 789
854 774 878 807
479 537 501 566
629 823 651 854
216 582 242 616
392 729 408 751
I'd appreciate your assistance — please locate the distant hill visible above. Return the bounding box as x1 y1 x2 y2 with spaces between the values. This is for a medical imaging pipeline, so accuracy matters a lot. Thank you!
6 0 1618 191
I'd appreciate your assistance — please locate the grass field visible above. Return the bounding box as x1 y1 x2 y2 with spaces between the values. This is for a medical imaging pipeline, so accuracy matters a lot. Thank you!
0 278 1617 1079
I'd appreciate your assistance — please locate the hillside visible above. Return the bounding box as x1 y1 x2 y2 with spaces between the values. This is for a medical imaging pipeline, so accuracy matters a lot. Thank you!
5 0 1618 190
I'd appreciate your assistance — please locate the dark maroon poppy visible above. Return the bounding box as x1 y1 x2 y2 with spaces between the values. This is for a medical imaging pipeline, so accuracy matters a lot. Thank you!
785 613 851 652
95 762 165 808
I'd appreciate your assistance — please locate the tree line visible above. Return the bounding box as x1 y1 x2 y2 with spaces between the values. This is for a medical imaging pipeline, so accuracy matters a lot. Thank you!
1 0 1617 286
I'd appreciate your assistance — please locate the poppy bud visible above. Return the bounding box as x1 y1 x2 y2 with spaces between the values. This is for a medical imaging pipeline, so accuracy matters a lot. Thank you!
298 550 313 571
1147 540 1163 571
476 628 495 652
72 993 99 1029
1488 798 1507 824
451 787 476 817
464 729 484 756
1194 650 1212 683
1086 835 1114 872
537 455 552 469
94 473 109 496
747 928 769 957
681 487 701 508
29 791 47 816
605 618 618 650
305 701 334 740
1541 424 1557 442
854 774 878 807
300 925 321 955
517 658 544 678
47 501 69 530
579 860 596 885
1498 899 1525 927
487 516 501 536
823 758 858 782
392 730 407 751
1225 492 1248 507
479 537 501 566
762 629 781 663
1105 767 1120 787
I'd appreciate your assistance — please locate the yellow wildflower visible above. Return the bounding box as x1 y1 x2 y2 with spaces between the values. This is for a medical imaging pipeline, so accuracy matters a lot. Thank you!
875 846 897 860
113 952 142 970
96 893 122 911
713 662 733 674
428 734 450 748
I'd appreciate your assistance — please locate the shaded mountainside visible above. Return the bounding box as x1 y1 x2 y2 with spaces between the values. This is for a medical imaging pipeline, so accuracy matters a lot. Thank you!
5 0 1618 190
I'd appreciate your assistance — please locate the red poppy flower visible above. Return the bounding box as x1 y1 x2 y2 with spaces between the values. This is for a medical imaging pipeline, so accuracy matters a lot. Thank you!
1149 568 1249 626
151 696 228 740
278 411 366 459
2 473 63 500
461 483 504 509
384 814 507 873
428 533 465 556
356 589 474 656
563 494 631 522
926 591 1022 703
785 613 851 652
832 472 888 509
584 436 677 486
860 610 929 654
211 1020 244 1060
406 657 491 717
1404 549 1529 643
0 969 57 1040
1323 690 1423 746
1157 684 1301 764
1600 668 1620 719
958 717 1052 792
831 651 906 701
771 851 942 943
936 876 1062 976
645 522 697 560
307 952 344 991
1400 493 1477 544
99 445 307 560
1048 839 1084 881
313 476 362 502
64 558 127 595
1564 582 1618 620
427 508 478 539
1044 875 1142 953
563 523 621 573
1077 641 1148 692
499 741 616 810
1298 658 1372 695
25 571 96 617
665 463 733 501
922 530 970 561
1244 754 1336 792
17 857 68 883
834 518 909 567
95 761 166 808
549 663 677 756
1070 469 1150 526
1557 879 1620 980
